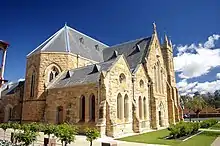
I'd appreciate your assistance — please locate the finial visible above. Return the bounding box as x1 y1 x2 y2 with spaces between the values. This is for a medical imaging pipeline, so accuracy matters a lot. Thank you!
153 22 157 33
164 34 168 43
169 39 173 47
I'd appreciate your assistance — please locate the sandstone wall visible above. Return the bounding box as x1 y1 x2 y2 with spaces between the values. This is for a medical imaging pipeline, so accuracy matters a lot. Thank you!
104 56 133 137
22 52 98 122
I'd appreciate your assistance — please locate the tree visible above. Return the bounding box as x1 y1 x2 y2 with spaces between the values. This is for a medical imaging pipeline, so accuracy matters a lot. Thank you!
14 130 38 146
85 128 100 146
185 96 207 119
43 124 56 139
54 123 77 146
0 123 10 140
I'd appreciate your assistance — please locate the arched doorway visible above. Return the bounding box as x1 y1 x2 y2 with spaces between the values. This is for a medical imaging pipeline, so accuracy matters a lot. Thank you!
158 102 164 127
4 105 13 122
56 106 63 124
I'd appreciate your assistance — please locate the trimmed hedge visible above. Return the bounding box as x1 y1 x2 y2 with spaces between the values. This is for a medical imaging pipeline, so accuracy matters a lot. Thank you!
168 121 199 139
200 119 218 128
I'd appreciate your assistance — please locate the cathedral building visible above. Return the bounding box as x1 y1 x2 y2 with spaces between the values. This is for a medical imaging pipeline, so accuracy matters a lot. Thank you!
0 24 182 137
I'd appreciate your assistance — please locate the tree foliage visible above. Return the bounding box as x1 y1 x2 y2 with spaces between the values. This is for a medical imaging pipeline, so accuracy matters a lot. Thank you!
185 96 207 118
85 128 100 146
54 123 77 146
43 123 56 138
14 130 38 146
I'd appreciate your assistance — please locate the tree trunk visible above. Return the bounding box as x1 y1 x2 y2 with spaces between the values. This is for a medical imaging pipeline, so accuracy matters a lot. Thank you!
65 141 67 146
90 141 93 146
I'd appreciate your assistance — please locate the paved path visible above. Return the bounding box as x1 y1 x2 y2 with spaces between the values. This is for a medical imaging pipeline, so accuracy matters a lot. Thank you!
0 129 167 146
200 128 220 132
211 137 220 146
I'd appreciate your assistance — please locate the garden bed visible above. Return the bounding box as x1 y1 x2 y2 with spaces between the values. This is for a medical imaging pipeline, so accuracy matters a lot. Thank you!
165 130 201 141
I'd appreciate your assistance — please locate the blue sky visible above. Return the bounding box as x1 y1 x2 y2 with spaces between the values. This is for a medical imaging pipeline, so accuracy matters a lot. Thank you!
0 0 220 95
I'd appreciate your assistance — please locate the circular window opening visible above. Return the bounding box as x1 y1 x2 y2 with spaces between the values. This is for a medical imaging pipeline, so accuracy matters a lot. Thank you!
119 73 126 83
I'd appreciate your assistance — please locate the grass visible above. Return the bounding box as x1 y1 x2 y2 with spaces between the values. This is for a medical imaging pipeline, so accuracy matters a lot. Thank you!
118 129 220 146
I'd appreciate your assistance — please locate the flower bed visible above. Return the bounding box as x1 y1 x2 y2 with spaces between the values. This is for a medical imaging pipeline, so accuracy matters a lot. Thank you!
200 119 218 128
168 121 200 139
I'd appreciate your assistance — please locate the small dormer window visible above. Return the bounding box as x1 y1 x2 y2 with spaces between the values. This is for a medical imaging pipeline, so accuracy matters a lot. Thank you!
136 45 141 52
79 37 84 44
95 44 99 51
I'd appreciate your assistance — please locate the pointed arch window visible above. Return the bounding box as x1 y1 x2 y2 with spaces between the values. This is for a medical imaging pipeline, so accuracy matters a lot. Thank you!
124 94 129 121
30 71 35 97
80 95 86 121
139 96 143 120
90 94 96 121
117 93 123 120
49 67 59 82
143 97 147 119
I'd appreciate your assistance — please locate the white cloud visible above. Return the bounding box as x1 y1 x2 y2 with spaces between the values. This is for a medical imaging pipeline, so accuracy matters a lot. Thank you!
177 79 220 95
216 73 220 79
174 34 220 79
18 78 25 82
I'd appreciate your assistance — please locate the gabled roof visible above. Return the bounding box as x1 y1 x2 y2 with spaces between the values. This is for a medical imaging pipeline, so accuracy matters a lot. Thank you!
48 57 118 89
102 37 152 72
1 81 24 96
27 24 109 62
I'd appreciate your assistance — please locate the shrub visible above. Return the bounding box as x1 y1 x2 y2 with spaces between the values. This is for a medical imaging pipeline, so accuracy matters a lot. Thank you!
168 121 200 139
200 119 218 128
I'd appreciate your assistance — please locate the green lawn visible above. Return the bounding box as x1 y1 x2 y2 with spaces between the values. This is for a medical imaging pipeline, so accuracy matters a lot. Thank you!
118 129 220 146
210 123 220 130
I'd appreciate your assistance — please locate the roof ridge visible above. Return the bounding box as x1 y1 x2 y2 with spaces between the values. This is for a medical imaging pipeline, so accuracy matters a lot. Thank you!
67 26 109 47
106 37 150 49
